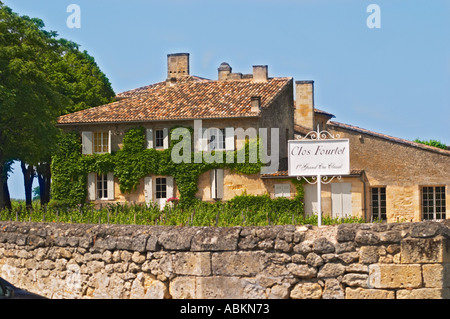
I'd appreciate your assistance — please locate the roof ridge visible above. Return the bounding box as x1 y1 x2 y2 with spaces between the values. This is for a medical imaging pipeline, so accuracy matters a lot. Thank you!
329 120 450 156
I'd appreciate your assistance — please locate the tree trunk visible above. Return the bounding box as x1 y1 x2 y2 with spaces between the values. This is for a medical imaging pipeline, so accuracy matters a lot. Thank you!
20 161 35 209
37 162 51 205
0 159 12 210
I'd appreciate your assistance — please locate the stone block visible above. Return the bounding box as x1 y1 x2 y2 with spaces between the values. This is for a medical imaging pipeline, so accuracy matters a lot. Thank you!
286 263 317 279
290 282 322 299
191 227 240 251
342 273 369 288
318 263 345 278
212 251 265 276
345 287 395 299
159 228 196 251
196 276 265 299
396 288 450 299
422 264 450 288
173 252 211 276
169 276 197 299
359 246 380 264
401 237 449 263
368 264 422 289
355 230 380 245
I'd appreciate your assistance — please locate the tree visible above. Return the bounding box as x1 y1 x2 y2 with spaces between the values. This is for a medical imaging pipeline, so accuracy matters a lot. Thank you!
414 139 448 150
0 2 115 209
0 3 64 209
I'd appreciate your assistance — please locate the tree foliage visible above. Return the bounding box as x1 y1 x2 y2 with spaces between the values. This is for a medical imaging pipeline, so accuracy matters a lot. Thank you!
0 2 115 208
414 139 447 150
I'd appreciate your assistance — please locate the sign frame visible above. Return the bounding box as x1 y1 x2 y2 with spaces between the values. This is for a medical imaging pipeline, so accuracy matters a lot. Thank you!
288 138 350 177
288 125 351 227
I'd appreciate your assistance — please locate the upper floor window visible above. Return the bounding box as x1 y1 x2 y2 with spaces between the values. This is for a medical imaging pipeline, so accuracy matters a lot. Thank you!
93 132 109 154
82 131 110 155
155 129 165 149
208 128 226 151
422 186 446 220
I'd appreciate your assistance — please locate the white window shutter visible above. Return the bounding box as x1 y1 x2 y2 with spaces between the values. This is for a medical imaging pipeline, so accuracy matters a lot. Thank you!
87 173 96 200
303 184 318 216
210 169 224 199
107 172 114 200
210 170 216 199
225 127 234 151
82 131 93 155
146 129 154 149
166 176 174 199
144 176 152 205
163 128 169 149
108 130 112 153
216 169 224 199
331 183 351 218
196 127 207 151
342 183 352 217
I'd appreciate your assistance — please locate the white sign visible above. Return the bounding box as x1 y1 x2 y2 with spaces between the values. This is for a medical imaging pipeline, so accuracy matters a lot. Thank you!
288 139 350 176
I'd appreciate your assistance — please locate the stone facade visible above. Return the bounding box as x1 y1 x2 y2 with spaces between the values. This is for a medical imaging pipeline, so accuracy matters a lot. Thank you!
1 220 449 299
56 52 449 223
324 122 450 223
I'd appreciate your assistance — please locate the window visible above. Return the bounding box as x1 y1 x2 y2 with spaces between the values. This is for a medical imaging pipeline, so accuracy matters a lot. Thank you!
371 187 386 221
422 186 446 220
96 174 108 199
274 184 291 198
209 128 225 151
210 169 224 200
93 132 109 154
156 177 167 199
155 129 165 148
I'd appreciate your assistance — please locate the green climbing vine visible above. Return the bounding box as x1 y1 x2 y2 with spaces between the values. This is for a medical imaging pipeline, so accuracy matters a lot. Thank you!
51 126 303 210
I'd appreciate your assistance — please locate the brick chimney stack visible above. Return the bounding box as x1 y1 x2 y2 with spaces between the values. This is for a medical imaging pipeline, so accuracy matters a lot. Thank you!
252 65 268 82
295 80 315 130
167 53 190 80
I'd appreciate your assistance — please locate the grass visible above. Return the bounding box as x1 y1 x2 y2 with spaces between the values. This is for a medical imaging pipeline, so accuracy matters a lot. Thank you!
0 200 365 227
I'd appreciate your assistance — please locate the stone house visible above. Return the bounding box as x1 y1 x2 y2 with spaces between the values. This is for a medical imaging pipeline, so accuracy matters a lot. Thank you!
57 53 449 222
57 53 295 208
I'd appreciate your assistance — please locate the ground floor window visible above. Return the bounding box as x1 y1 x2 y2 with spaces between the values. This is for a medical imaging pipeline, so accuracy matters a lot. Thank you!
274 184 290 198
156 177 167 199
371 187 386 221
422 186 446 220
96 173 108 199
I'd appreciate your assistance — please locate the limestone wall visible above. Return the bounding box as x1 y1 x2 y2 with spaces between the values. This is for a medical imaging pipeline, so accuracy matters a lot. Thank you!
0 220 449 299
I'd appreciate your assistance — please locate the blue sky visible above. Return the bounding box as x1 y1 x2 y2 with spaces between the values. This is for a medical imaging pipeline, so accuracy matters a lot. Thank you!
3 0 449 199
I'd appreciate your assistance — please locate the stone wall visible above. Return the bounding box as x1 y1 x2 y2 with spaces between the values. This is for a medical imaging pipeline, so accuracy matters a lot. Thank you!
0 220 449 299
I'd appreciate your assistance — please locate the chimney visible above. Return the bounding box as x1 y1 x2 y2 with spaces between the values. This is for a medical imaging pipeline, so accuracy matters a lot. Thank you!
218 62 231 81
252 65 268 82
295 80 315 130
167 53 190 80
250 96 261 112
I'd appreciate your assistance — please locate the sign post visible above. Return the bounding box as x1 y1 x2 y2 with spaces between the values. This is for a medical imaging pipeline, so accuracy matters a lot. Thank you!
288 125 350 227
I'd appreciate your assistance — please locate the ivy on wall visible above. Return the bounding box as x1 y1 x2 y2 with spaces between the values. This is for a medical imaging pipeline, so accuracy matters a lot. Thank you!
51 127 300 209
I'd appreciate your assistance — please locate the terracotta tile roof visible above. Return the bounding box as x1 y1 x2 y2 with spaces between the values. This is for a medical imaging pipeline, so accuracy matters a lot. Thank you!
57 77 292 124
115 75 210 99
329 121 450 156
